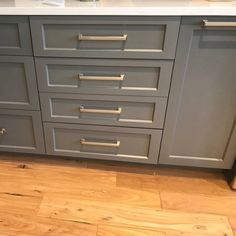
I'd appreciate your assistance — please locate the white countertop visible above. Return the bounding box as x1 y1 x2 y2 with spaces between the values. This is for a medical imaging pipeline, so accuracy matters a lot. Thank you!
0 0 236 16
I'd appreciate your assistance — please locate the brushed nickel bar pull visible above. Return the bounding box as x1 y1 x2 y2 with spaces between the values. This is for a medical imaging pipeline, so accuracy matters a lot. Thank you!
0 128 6 135
78 34 128 41
80 139 120 148
202 20 236 28
79 74 124 81
79 106 122 115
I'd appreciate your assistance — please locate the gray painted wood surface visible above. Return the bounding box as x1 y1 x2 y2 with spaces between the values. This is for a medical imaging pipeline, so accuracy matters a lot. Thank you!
44 122 162 164
35 58 173 97
0 56 40 110
30 16 180 59
40 93 167 129
159 17 236 169
0 16 32 56
0 109 45 154
0 15 234 169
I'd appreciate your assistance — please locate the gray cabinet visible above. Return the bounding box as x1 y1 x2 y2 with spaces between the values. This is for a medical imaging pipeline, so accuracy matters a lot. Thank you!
0 56 40 110
40 93 167 129
0 109 45 154
159 17 236 169
0 17 44 155
0 16 32 56
31 16 176 164
44 122 162 164
1 15 235 169
30 16 180 59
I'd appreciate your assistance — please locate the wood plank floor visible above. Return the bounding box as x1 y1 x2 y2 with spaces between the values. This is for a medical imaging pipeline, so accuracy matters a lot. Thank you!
0 153 235 236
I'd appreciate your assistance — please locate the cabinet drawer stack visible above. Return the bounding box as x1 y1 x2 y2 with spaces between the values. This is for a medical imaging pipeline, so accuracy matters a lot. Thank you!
0 16 45 154
31 16 180 164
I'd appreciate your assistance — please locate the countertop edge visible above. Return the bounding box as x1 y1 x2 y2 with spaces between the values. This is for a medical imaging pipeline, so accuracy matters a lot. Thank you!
0 7 236 16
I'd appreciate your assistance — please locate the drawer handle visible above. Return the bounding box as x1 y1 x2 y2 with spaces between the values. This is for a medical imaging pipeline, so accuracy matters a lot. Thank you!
79 74 124 81
79 106 122 115
202 20 236 28
80 139 120 148
0 128 6 135
78 34 128 41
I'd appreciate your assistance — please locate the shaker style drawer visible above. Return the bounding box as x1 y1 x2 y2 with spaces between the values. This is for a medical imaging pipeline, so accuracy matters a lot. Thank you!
30 16 180 59
0 16 32 56
36 58 173 97
40 93 167 129
44 123 162 164
0 110 45 154
0 56 40 110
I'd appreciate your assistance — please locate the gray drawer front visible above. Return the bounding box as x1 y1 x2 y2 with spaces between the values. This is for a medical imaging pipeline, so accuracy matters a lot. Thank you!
0 16 32 56
36 58 173 97
0 56 40 110
30 16 180 59
0 109 45 154
41 93 167 129
44 123 162 164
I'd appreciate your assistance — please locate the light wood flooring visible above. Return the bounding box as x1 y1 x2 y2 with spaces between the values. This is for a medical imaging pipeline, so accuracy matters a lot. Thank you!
0 153 235 236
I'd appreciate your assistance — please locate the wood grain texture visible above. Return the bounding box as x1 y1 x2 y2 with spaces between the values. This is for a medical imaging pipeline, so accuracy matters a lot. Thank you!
0 213 97 236
229 216 236 234
0 192 42 215
0 153 235 236
116 172 158 191
38 194 233 236
155 167 234 195
97 225 165 236
161 192 236 216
